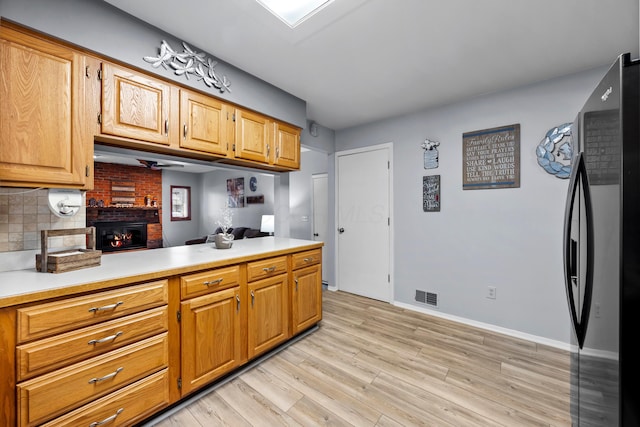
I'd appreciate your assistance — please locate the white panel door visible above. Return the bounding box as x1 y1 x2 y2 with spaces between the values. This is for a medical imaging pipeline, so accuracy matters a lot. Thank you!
337 145 391 301
312 173 329 284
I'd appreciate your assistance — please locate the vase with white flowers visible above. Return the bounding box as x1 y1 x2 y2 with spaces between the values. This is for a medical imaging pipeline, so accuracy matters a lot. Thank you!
213 205 234 249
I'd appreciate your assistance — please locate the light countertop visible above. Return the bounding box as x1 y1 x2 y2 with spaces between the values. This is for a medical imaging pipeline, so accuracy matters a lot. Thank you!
0 237 322 308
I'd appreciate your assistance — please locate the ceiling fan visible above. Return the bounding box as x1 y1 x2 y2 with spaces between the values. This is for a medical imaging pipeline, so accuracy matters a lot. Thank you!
137 159 185 170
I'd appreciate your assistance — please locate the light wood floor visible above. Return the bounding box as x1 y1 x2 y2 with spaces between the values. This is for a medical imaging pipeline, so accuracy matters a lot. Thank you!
147 290 571 426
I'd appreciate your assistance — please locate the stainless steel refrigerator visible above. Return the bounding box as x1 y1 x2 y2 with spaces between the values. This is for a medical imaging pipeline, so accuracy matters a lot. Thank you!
563 53 639 426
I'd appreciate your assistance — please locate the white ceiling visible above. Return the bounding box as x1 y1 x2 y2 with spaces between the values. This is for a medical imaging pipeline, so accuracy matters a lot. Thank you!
104 0 638 132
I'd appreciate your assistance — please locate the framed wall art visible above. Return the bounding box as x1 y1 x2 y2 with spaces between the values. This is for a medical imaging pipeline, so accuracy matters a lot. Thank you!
170 185 191 221
423 175 440 212
463 124 520 190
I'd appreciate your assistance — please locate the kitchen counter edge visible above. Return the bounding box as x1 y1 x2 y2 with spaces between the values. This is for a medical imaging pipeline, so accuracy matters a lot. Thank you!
0 237 322 308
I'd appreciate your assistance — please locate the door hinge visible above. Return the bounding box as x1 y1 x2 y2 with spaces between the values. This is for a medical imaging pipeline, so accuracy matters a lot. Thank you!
232 143 236 151
176 310 181 323
388 274 391 283
388 161 390 169
177 378 182 389
388 217 390 226
97 113 102 125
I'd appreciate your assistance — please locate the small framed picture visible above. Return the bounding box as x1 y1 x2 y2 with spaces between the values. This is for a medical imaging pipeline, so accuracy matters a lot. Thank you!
171 185 191 221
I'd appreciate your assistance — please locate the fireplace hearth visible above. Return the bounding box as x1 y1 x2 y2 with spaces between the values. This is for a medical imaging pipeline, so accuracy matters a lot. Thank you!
95 221 148 252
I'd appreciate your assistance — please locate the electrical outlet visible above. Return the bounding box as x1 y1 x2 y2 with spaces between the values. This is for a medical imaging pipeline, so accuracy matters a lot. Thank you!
487 286 496 299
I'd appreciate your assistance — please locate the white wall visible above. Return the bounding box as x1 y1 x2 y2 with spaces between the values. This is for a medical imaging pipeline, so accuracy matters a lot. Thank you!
289 150 331 240
335 66 609 343
161 170 201 247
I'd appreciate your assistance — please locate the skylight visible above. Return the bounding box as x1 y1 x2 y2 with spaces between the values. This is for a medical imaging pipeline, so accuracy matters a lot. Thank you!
256 0 333 27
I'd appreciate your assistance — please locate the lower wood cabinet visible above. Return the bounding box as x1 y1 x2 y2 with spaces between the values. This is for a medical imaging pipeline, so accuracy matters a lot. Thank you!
291 249 323 335
1 245 322 426
17 333 168 427
180 286 241 395
292 264 322 335
39 369 170 427
247 274 290 359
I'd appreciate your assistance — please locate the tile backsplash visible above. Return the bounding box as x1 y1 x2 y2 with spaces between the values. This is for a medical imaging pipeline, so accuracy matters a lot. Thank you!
0 187 87 271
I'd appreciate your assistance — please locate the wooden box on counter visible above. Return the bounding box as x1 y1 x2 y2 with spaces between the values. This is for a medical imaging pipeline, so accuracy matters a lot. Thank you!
35 227 102 273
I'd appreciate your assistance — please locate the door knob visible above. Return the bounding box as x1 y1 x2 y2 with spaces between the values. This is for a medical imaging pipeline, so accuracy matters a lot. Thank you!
338 228 345 234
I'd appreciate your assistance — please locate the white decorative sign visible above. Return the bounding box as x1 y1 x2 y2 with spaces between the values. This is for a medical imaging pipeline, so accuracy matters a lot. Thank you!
421 139 440 169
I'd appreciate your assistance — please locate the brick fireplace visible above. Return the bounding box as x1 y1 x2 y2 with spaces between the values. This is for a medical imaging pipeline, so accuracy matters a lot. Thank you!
86 163 163 249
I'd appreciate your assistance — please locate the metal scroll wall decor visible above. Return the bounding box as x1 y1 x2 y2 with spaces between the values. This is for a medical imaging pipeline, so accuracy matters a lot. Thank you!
535 123 572 179
144 40 231 93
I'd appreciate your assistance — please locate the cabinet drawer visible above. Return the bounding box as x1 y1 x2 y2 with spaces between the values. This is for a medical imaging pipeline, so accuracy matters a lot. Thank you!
40 369 170 427
17 280 168 343
181 265 240 299
291 249 322 270
18 333 168 427
246 256 288 282
17 306 168 381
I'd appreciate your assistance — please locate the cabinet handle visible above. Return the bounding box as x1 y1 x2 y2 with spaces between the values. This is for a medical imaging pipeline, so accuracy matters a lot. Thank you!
88 367 123 384
164 119 169 135
88 301 123 313
89 408 124 427
276 147 280 159
266 144 270 158
251 290 255 307
262 266 276 272
303 257 314 263
295 277 299 291
88 331 123 345
236 294 240 312
183 123 188 139
203 278 223 287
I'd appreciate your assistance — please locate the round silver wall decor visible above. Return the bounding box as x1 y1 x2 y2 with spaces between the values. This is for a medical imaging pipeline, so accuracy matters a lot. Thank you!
536 123 573 179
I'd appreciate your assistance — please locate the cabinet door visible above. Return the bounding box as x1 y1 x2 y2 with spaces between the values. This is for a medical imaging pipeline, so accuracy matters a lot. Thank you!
273 121 300 170
292 264 322 335
179 89 230 156
101 62 174 145
247 275 289 359
180 286 241 395
233 109 271 163
0 26 92 188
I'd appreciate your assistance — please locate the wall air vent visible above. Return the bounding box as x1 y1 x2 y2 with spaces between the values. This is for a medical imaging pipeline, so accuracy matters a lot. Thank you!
415 290 438 307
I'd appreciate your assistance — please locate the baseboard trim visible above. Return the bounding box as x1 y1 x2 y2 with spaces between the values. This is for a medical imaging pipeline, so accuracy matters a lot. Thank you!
393 300 570 351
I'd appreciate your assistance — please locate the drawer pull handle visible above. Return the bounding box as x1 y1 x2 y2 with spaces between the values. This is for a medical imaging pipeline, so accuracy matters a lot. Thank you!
251 290 255 307
295 277 299 291
303 257 314 263
88 301 123 313
262 266 276 272
88 367 123 384
89 408 124 427
203 278 223 287
88 331 123 346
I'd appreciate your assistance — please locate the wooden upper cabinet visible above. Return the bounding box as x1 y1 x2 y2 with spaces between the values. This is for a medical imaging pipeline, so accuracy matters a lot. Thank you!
273 121 300 170
179 89 230 156
0 25 94 189
100 62 177 145
233 108 271 163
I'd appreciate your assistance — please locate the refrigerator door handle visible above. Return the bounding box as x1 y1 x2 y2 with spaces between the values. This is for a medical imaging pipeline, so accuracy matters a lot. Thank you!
563 152 594 349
